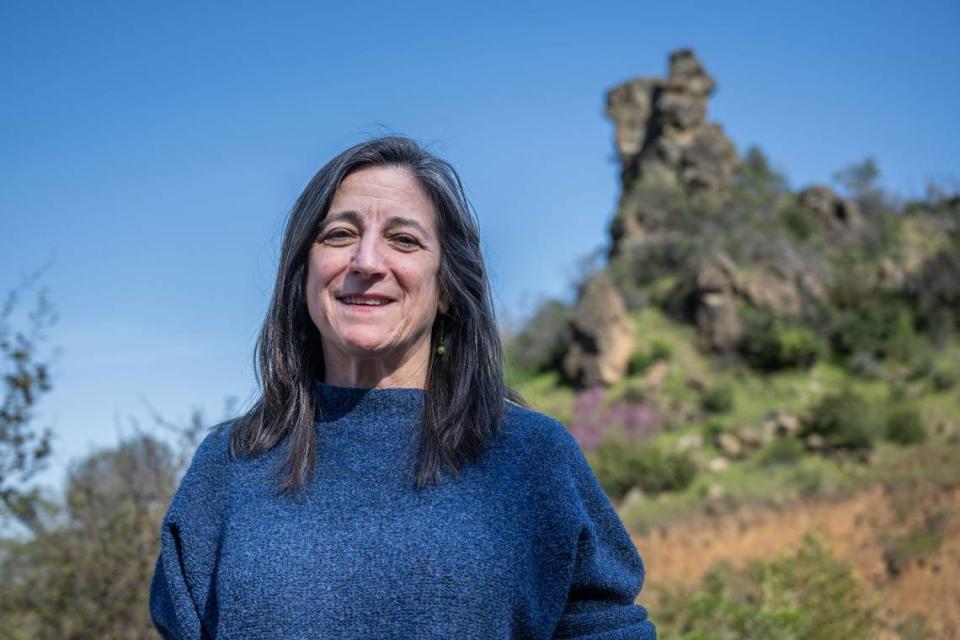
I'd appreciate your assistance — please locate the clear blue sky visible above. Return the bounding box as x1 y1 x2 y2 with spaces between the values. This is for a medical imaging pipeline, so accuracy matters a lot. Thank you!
2 1 958 488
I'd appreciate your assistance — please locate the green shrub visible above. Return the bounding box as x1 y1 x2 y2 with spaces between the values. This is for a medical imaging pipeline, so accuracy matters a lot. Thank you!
759 437 805 467
628 339 672 376
781 205 817 241
656 536 883 639
700 384 734 414
628 349 653 376
650 339 673 362
896 614 930 640
828 294 917 364
734 146 791 209
882 513 945 576
905 346 935 381
801 390 880 453
847 351 885 381
701 419 726 443
908 233 960 340
738 309 822 372
884 405 927 445
589 441 697 499
507 298 571 375
931 368 958 391
789 465 824 496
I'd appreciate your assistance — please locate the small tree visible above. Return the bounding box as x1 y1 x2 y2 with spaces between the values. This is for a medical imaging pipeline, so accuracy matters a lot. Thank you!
735 146 790 208
657 536 883 639
1 277 57 532
0 432 181 639
831 157 880 200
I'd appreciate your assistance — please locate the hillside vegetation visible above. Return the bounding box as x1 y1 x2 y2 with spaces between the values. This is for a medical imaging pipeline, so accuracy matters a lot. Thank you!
506 49 960 638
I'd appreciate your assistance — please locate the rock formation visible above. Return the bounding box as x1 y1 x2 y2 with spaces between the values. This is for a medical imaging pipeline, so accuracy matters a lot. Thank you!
692 253 743 352
796 185 864 231
562 273 635 387
606 49 739 256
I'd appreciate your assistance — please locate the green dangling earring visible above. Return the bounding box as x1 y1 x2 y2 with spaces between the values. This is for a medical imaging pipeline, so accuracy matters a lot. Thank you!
435 317 446 357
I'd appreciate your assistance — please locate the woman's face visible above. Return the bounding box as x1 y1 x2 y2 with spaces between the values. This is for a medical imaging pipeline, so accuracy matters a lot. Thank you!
305 165 448 376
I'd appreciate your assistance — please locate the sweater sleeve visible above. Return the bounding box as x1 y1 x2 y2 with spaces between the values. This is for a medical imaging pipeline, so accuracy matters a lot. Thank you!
149 425 232 640
550 426 657 640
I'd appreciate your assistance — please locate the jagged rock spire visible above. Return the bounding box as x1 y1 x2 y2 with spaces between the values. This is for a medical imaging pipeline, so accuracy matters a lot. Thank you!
606 49 738 192
605 49 740 257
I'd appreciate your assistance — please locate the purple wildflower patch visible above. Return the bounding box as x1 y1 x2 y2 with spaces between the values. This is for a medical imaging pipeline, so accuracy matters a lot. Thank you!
568 387 661 451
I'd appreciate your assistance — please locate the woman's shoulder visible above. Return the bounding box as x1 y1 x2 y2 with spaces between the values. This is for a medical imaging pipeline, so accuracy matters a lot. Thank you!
498 400 584 469
170 420 236 503
190 419 236 468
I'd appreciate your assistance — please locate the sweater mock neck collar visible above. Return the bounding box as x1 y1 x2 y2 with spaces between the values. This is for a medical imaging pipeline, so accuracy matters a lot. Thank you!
313 380 425 425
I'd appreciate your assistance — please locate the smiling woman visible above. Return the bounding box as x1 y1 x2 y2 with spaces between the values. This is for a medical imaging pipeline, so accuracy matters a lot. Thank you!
148 136 656 639
306 165 449 388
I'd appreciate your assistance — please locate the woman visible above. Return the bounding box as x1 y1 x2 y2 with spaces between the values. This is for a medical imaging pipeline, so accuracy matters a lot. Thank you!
149 136 656 639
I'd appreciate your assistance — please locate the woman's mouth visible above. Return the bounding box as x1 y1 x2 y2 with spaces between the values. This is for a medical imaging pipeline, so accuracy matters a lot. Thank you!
337 295 394 308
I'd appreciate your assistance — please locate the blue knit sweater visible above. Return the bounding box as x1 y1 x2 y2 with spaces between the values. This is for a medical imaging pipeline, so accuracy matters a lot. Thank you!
149 382 656 639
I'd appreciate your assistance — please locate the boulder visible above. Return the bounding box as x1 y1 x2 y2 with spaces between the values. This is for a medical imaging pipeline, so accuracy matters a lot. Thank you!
642 359 670 389
716 432 744 459
733 426 765 449
693 253 743 352
708 456 731 472
796 185 864 231
763 411 802 437
562 273 635 386
621 487 647 511
707 483 726 500
676 432 704 452
805 433 826 451
735 270 804 316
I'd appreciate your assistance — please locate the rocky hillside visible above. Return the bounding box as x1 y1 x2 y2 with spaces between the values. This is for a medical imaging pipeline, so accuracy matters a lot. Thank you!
506 48 960 639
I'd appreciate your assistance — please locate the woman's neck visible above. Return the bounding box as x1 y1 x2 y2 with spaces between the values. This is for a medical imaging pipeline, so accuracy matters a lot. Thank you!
321 341 431 389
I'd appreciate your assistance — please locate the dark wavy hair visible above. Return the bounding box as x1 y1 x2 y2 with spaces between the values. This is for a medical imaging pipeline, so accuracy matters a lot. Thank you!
231 135 525 492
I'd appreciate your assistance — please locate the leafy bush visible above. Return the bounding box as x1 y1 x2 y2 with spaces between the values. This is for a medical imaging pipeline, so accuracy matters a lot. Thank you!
884 405 927 445
589 441 697 499
788 465 825 496
701 419 726 444
628 339 672 375
882 512 945 576
607 235 699 304
907 233 960 341
700 384 734 414
628 349 654 376
0 433 182 639
801 390 881 453
507 298 571 375
905 346 935 381
846 351 885 380
738 309 822 371
931 367 958 391
827 294 917 364
780 205 817 241
733 146 790 210
759 437 805 467
656 536 883 639
650 339 673 362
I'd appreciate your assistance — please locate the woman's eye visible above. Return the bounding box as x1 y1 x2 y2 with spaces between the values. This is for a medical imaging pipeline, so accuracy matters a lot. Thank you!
391 235 420 248
321 229 353 244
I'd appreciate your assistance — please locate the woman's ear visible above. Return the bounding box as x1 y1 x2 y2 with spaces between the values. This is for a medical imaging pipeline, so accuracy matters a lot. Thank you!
438 294 450 315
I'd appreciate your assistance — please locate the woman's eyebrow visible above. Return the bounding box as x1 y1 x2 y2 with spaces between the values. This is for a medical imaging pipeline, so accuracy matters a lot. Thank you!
319 210 361 230
319 211 432 241
385 216 432 239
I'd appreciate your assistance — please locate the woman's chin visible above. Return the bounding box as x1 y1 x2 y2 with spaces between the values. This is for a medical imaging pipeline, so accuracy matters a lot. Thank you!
332 336 398 360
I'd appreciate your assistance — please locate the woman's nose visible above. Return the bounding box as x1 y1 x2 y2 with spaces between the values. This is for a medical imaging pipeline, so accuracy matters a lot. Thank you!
349 234 386 277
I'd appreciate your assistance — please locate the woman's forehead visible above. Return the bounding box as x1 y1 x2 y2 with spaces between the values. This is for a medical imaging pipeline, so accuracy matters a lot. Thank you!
329 166 437 230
